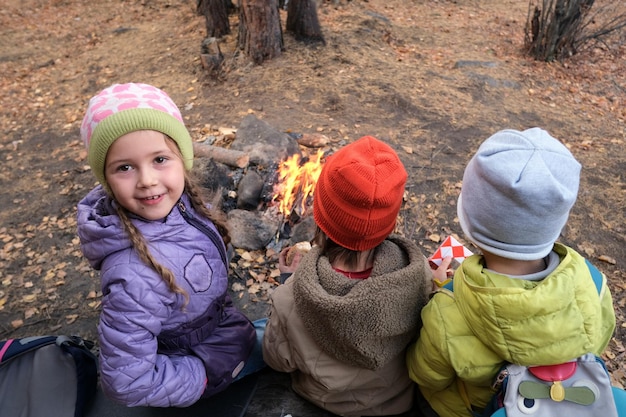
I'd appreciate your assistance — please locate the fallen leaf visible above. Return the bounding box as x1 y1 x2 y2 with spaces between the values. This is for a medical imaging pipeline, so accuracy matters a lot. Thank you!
22 294 37 302
578 241 595 256
428 233 441 243
598 254 616 265
24 307 37 319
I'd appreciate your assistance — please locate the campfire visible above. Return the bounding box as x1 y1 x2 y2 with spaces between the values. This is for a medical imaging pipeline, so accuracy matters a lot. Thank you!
271 149 325 237
193 119 331 253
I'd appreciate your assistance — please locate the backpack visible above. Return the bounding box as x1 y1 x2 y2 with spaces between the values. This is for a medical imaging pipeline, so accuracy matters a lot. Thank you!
445 259 626 417
484 353 622 417
0 335 98 417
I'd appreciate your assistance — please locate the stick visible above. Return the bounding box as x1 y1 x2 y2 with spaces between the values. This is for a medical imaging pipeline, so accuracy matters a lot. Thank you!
193 143 250 168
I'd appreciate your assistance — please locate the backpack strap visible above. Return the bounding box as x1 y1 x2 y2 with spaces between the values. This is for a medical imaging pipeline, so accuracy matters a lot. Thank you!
0 339 13 362
584 258 603 296
0 336 57 365
457 378 485 417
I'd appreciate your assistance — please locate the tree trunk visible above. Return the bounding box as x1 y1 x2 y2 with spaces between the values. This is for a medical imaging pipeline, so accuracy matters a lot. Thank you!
238 0 284 64
197 0 231 38
286 0 325 44
200 37 224 75
525 0 596 61
225 0 236 14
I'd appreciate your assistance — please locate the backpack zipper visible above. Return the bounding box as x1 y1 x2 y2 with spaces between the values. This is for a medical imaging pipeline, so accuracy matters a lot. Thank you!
492 368 509 391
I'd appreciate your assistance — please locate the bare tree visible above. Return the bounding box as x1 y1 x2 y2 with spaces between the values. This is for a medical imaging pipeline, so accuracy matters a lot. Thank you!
286 0 326 44
525 0 626 61
238 0 284 64
197 0 232 38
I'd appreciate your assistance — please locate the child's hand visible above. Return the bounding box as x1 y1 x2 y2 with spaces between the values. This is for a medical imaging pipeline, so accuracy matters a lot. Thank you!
430 256 453 291
278 247 303 274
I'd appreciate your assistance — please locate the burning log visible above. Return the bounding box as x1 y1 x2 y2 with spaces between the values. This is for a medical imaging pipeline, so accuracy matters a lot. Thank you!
193 143 250 168
271 149 325 243
272 150 324 218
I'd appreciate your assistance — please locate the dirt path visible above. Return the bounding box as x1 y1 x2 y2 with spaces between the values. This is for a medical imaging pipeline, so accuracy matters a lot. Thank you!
1 0 624 385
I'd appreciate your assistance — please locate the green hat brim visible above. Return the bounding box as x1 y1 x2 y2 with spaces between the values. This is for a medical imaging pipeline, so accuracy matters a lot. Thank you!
87 108 193 186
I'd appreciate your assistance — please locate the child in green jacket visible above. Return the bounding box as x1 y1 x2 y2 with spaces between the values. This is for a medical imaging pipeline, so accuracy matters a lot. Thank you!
406 128 616 417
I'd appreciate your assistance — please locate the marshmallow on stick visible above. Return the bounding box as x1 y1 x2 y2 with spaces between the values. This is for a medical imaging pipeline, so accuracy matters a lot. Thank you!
285 241 312 266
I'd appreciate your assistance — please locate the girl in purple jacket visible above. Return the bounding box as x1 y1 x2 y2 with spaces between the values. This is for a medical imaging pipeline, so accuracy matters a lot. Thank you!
77 83 260 407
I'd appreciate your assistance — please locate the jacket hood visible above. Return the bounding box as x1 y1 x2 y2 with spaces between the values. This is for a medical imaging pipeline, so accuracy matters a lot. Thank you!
293 235 431 370
453 243 601 365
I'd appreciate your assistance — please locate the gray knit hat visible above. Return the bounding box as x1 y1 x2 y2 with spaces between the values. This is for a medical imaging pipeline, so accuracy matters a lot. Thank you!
457 128 581 260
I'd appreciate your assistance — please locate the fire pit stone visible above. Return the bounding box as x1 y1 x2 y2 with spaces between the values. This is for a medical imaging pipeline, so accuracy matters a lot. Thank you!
230 114 301 166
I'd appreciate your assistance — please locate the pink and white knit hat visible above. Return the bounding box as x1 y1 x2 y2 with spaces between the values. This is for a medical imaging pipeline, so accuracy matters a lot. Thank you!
80 83 193 187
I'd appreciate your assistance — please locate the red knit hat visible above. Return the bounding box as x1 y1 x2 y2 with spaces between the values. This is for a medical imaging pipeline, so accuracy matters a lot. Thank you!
313 136 407 251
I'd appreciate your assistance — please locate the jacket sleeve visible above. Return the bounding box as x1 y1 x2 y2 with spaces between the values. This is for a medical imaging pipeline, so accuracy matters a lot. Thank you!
98 263 206 407
262 282 298 373
596 278 617 355
406 293 456 392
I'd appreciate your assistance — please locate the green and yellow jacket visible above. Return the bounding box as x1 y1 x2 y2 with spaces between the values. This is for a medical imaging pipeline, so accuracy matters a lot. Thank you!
406 243 616 417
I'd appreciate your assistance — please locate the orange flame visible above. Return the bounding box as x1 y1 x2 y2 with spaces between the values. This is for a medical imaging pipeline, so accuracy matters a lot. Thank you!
273 150 325 217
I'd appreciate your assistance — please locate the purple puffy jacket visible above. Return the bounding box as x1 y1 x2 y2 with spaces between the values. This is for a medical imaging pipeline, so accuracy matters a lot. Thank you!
77 186 255 407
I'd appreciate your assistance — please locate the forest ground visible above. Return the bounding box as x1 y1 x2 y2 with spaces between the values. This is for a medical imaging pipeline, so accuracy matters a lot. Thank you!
1 0 625 386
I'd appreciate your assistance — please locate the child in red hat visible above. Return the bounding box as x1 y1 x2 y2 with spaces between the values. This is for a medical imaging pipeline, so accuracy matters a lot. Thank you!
262 136 446 416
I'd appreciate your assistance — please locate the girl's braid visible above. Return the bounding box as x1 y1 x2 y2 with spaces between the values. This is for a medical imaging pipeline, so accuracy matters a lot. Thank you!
184 175 231 247
114 204 190 306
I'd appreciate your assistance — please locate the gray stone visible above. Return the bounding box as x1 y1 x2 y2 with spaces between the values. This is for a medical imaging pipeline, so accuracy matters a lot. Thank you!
454 60 498 69
231 115 301 166
228 209 281 251
288 215 316 245
237 170 265 210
